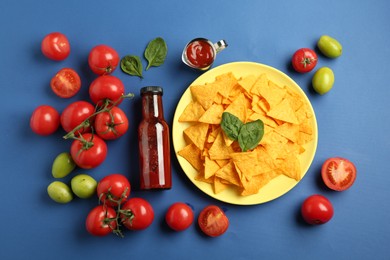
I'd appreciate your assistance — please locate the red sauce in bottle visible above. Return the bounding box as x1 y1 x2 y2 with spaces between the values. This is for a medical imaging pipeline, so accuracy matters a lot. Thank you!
185 39 215 68
138 86 172 190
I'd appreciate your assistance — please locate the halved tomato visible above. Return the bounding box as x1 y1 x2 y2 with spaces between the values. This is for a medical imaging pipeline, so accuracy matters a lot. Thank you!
321 157 357 191
198 205 229 237
50 68 81 98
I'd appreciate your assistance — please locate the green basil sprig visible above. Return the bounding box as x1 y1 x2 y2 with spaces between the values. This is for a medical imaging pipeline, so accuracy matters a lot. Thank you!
120 55 143 78
144 37 168 70
221 112 264 152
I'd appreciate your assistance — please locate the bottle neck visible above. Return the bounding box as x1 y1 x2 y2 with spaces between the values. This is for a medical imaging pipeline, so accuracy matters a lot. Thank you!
142 94 164 119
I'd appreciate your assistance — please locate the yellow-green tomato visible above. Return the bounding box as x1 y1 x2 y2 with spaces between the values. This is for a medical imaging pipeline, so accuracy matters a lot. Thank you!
71 174 97 199
47 181 73 203
317 35 342 58
52 152 76 178
312 67 335 95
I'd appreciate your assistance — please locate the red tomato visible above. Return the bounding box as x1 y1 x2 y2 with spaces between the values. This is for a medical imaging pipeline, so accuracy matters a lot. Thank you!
321 157 357 191
292 48 318 73
86 205 117 236
94 106 129 140
89 75 125 106
88 45 119 75
30 105 60 136
50 68 81 98
165 202 194 231
121 198 154 231
60 101 95 134
41 32 70 61
70 133 107 169
301 194 334 225
198 205 229 237
97 174 131 207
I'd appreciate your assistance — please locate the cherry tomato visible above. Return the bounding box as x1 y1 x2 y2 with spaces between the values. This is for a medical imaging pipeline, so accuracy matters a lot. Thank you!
198 205 229 237
97 174 131 207
165 202 194 231
88 45 120 75
301 194 334 225
60 101 95 134
121 198 154 231
292 48 318 73
86 205 117 236
94 106 129 140
312 67 334 95
70 133 107 169
41 32 70 61
89 75 125 106
30 105 60 136
50 68 81 98
321 157 357 191
317 35 343 58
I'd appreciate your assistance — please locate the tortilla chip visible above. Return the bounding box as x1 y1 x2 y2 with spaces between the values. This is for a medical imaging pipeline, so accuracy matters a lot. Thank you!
178 101 205 122
198 104 224 124
183 122 209 150
178 143 203 171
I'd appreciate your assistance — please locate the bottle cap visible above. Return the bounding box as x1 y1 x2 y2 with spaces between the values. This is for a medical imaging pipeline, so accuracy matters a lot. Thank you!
140 86 163 95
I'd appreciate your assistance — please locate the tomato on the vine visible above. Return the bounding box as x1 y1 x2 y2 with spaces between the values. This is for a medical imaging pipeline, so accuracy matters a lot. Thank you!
165 202 194 231
97 174 131 207
41 32 70 61
88 45 119 75
30 105 60 136
321 157 357 191
89 75 125 106
86 205 117 236
121 198 154 231
50 68 81 98
292 48 318 73
60 101 95 134
70 133 107 169
94 106 129 140
198 205 229 237
301 194 334 225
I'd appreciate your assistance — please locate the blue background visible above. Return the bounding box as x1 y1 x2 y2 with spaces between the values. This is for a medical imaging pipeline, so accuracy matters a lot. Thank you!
1 0 389 259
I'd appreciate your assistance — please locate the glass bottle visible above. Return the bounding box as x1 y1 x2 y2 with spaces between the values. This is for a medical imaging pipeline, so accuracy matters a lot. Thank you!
138 86 172 190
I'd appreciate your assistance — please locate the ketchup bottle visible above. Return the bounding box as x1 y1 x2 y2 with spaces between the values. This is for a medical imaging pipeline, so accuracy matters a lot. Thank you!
138 86 172 190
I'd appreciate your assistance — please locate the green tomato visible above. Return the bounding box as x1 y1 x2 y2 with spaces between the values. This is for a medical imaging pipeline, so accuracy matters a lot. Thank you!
71 174 97 199
312 67 335 95
317 35 342 58
47 181 73 203
52 152 76 178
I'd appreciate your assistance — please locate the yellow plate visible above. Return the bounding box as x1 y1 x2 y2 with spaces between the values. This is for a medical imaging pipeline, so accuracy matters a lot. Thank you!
172 62 318 205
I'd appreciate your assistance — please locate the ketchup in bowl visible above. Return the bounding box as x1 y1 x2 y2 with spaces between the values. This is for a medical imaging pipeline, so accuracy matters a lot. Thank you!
185 39 215 69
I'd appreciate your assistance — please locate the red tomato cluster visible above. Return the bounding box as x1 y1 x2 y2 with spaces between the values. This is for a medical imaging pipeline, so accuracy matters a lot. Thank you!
86 173 156 236
32 32 131 170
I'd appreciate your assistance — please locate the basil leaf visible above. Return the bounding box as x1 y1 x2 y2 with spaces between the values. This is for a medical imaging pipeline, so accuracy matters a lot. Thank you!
238 120 264 152
144 37 168 70
221 112 243 140
121 55 143 78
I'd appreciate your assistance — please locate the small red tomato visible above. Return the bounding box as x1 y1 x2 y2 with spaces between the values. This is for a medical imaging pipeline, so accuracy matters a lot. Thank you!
88 45 120 75
41 32 70 61
165 202 194 231
50 68 81 98
60 101 95 134
121 198 154 231
292 48 318 73
85 205 117 236
94 106 129 140
89 75 125 106
301 194 334 225
321 157 357 191
30 105 60 136
70 133 107 169
97 174 131 207
198 205 229 237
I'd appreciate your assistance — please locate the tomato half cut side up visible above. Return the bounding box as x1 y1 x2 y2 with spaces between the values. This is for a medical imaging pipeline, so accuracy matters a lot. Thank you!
198 205 229 237
50 68 81 98
321 157 357 191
